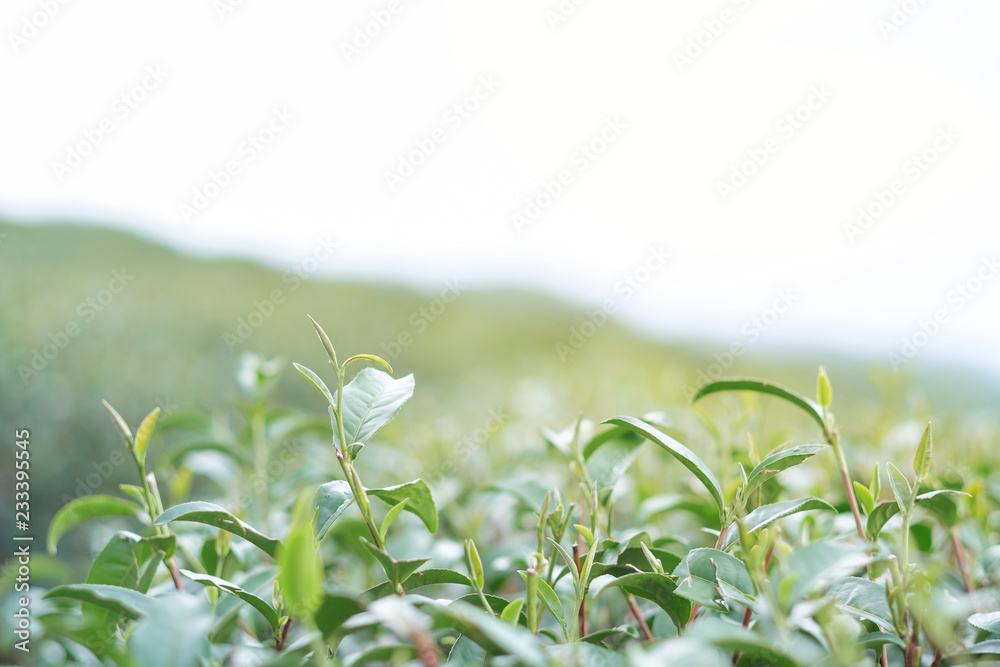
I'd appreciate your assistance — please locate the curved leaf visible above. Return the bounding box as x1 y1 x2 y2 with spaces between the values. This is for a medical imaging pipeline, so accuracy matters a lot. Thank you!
48 495 143 554
827 576 893 626
369 479 438 534
672 548 754 612
724 497 835 549
293 362 336 410
180 569 279 630
582 425 642 461
133 407 160 466
336 368 415 448
314 480 354 540
366 568 473 599
44 583 158 619
604 572 690 631
692 378 826 433
866 490 970 542
604 416 724 517
968 612 1000 636
154 502 279 557
745 444 828 495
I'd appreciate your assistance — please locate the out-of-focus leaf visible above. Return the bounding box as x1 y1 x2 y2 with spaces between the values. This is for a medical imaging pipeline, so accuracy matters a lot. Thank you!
692 378 826 433
827 577 893 626
47 495 142 554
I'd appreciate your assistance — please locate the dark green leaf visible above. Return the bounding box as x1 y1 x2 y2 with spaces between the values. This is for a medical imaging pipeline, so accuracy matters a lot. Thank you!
365 568 473 599
723 497 835 549
361 539 430 588
180 569 280 630
604 572 691 630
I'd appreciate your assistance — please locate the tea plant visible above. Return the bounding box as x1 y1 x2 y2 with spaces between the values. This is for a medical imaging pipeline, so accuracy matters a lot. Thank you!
20 319 1000 666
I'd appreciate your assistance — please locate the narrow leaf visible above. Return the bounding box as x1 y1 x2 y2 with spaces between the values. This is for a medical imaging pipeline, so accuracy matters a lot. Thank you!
723 497 835 549
692 378 826 433
154 502 280 557
745 444 828 495
886 462 912 513
913 422 933 481
293 362 336 410
48 495 142 554
133 407 160 466
180 569 280 630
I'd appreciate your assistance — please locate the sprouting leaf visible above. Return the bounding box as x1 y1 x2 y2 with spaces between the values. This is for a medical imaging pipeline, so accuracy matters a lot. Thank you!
307 314 338 366
532 577 566 637
154 502 280 557
368 479 438 534
886 462 912 513
604 416 724 518
817 366 833 409
314 480 354 540
342 353 394 373
744 444 828 495
465 540 485 590
722 498 835 549
180 570 279 630
133 407 160 467
913 422 933 481
102 400 134 448
379 499 409 544
293 362 337 410
277 491 324 617
854 482 875 517
866 490 971 541
672 548 754 612
48 495 143 554
335 368 415 449
692 378 827 433
501 598 525 625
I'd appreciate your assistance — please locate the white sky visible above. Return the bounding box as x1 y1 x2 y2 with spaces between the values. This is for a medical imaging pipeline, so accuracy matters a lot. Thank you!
2 0 999 377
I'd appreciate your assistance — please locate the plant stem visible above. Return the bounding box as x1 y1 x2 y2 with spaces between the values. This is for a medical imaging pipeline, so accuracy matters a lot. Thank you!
826 428 866 541
952 527 973 594
627 594 654 641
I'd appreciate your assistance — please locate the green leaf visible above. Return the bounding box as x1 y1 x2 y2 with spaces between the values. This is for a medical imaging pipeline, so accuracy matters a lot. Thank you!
604 572 691 630
316 593 366 638
969 612 1000 636
532 577 566 637
335 368 415 448
827 576 893 626
133 407 160 466
342 353 394 373
127 593 211 667
782 540 870 603
48 495 143 554
886 462 912 513
154 502 280 557
314 480 354 540
137 551 164 594
102 400 135 448
379 499 409 544
500 598 525 624
448 635 487 666
581 424 642 460
604 416 724 518
854 481 875 516
691 377 827 433
672 548 754 612
277 490 324 617
745 444 828 495
913 422 933 481
424 599 547 667
948 640 1000 663
85 531 146 590
44 583 158 619
817 366 833 409
369 479 438 534
361 539 430 589
365 568 473 599
723 498 835 549
179 569 280 630
465 539 485 590
866 490 970 540
307 314 338 366
293 362 336 410
686 616 798 667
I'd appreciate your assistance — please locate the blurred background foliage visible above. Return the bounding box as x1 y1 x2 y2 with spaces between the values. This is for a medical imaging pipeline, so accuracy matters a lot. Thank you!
1 217 998 579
